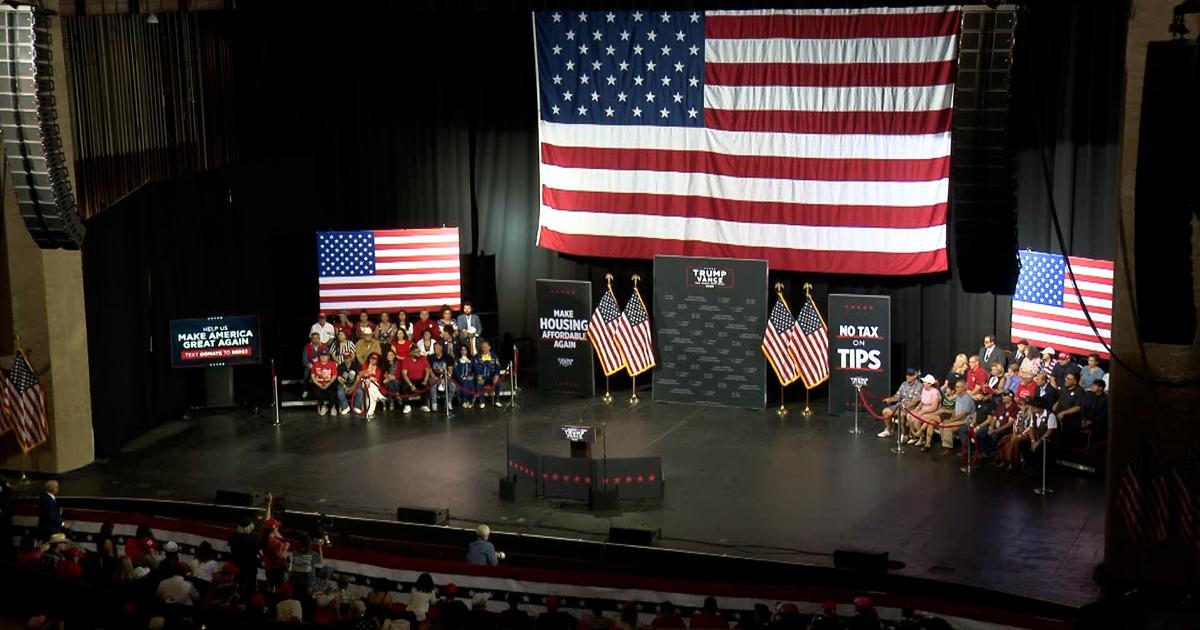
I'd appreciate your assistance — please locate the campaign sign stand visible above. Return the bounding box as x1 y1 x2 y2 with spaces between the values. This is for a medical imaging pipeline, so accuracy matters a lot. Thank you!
827 295 891 416
536 280 594 396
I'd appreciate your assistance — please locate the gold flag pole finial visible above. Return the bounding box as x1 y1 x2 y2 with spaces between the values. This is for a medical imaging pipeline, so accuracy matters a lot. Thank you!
774 282 784 294
803 282 813 295
631 273 641 288
605 273 614 287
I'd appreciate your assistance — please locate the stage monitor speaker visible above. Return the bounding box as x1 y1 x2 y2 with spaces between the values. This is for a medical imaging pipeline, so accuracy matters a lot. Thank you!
1132 41 1199 344
395 506 449 526
608 526 659 546
499 474 535 502
589 488 619 512
951 5 1018 294
213 490 255 507
833 548 890 572
0 5 85 249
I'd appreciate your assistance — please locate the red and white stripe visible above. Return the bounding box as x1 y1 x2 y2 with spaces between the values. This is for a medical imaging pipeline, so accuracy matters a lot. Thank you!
762 303 802 386
0 371 47 453
790 300 830 389
319 228 462 312
536 6 957 275
587 291 627 376
614 292 656 377
1010 255 1113 358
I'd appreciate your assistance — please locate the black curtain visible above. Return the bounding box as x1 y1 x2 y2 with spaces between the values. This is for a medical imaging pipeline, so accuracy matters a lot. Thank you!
81 0 1127 453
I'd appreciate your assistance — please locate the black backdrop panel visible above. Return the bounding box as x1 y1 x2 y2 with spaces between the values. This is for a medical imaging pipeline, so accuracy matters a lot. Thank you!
652 256 767 409
535 279 594 396
827 295 892 415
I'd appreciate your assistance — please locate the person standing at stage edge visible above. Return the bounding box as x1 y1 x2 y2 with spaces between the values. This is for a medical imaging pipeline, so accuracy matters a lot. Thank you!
456 302 482 356
465 524 505 566
37 480 66 541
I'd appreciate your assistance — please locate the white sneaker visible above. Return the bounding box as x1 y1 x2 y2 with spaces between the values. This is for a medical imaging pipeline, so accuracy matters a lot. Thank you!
420 405 430 412
340 407 350 415
302 391 309 399
318 405 327 416
464 401 473 409
876 429 891 438
403 405 413 414
495 401 503 408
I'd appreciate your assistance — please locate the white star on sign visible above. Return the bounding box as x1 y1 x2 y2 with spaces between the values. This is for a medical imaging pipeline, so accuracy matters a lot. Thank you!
550 105 560 115
591 60 602 70
646 60 657 72
633 75 644 86
577 105 588 115
620 30 630 41
618 60 629 71
633 44 643 55
690 12 700 23
552 74 562 85
578 43 589 55
578 11 587 22
604 106 615 117
673 91 683 102
645 91 655 102
647 30 657 42
661 75 671 86
687 107 697 118
616 91 628 102
661 12 671 22
661 45 672 56
605 45 615 56
689 44 699 55
674 61 685 73
551 45 561 55
593 30 602 41
551 12 561 22
591 91 599 101
579 74 589 84
605 12 615 23
633 11 643 22
632 106 642 117
688 75 699 87
676 30 686 42
606 75 616 85
660 107 670 118
565 30 575 41
565 60 575 71
562 90 573 101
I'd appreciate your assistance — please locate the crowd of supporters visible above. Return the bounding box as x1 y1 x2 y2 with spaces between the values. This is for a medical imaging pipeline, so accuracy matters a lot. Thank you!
873 335 1109 471
303 305 507 419
7 482 956 629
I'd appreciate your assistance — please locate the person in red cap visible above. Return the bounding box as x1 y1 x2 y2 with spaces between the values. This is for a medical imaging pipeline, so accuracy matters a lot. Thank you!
311 312 335 346
1050 351 1081 388
688 597 728 629
262 506 290 589
806 600 843 630
310 348 339 416
851 597 881 630
351 352 386 418
534 595 576 630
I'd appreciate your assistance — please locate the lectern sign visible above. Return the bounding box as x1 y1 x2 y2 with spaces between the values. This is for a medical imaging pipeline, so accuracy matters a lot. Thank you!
827 295 891 415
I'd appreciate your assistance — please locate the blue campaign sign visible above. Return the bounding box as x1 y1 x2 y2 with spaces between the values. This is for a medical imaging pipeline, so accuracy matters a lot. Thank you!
169 315 262 368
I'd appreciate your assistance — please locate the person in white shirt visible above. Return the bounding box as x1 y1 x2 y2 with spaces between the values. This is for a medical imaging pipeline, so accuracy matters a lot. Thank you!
310 312 336 345
190 541 220 583
156 566 200 605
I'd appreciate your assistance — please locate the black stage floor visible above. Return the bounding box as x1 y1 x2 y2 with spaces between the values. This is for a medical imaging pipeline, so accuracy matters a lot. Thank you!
62 392 1103 607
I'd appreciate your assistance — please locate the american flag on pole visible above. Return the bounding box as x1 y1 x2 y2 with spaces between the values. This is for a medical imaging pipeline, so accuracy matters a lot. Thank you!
318 228 461 313
1171 447 1200 561
588 286 627 376
763 298 802 386
615 287 656 376
533 8 957 275
1117 435 1171 547
793 295 830 388
1010 251 1113 358
0 350 48 453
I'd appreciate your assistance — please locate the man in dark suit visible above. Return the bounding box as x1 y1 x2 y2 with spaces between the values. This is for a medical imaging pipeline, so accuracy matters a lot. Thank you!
37 479 65 541
977 334 1005 371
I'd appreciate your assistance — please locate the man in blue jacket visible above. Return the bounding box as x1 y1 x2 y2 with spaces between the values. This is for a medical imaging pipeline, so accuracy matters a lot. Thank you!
37 479 65 541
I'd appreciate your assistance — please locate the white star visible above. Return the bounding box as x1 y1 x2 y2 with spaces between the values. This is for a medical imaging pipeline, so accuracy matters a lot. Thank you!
687 107 697 118
674 61 684 73
672 91 683 102
565 30 575 41
632 106 643 117
633 44 643 55
593 30 603 41
660 107 670 118
552 74 562 85
618 60 629 71
591 59 602 70
591 91 600 102
616 91 628 102
551 45 561 55
606 75 616 85
578 11 587 22
632 75 644 86
632 11 643 22
565 60 575 71
577 105 588 115
661 12 671 22
550 104 560 115
690 12 700 23
562 90 573 101
661 45 672 56
689 44 699 55
604 106 615 117
688 75 699 87
551 12 561 22
647 30 657 42
605 45 615 56
579 74 589 84
619 30 630 41
578 43 589 55
661 75 671 86
605 12 615 23
676 30 686 42
646 60 657 72
645 91 655 102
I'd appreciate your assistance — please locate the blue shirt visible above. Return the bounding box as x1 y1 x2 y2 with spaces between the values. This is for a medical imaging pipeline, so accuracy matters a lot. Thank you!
466 538 498 566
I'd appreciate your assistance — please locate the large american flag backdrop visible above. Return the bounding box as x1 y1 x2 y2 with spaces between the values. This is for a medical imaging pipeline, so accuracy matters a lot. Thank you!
533 7 958 275
1010 250 1113 359
317 228 462 313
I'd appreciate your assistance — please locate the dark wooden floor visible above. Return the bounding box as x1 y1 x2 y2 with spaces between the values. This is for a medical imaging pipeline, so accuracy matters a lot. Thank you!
60 392 1104 607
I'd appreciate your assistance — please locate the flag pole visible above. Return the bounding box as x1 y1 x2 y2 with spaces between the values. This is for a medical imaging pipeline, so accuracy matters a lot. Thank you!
773 283 788 416
801 283 815 417
602 274 614 405
629 274 641 405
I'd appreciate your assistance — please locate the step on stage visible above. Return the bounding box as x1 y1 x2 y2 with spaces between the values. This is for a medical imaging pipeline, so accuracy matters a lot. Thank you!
64 392 1104 607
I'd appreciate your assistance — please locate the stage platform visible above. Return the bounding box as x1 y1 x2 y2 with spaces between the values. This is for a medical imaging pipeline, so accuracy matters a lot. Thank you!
59 392 1103 607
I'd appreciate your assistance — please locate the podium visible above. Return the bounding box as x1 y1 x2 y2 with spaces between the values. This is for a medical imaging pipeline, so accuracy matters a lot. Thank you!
559 424 596 459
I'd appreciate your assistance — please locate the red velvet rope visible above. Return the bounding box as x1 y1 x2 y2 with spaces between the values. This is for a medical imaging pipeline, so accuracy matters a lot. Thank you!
855 389 961 430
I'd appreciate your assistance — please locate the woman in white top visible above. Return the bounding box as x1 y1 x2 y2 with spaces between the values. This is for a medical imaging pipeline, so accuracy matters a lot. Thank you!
407 572 438 620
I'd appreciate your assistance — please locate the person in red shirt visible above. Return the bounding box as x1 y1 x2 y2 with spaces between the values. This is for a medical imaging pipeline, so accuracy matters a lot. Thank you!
688 597 729 629
352 352 385 419
1015 370 1037 402
401 345 432 414
650 601 686 629
260 494 289 590
391 328 413 360
965 355 987 398
55 547 84 579
412 309 436 342
124 524 156 566
310 349 339 416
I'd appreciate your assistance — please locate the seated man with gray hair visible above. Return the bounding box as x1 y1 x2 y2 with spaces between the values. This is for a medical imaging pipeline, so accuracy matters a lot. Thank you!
466 524 505 566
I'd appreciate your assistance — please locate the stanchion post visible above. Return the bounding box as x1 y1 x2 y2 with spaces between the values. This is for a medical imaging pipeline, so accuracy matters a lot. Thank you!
1034 438 1054 495
960 426 974 475
890 407 906 455
850 383 863 435
271 359 281 427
